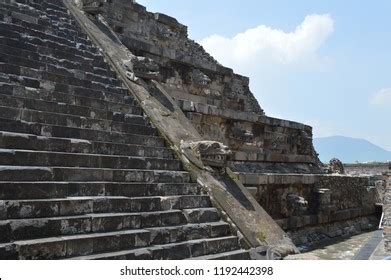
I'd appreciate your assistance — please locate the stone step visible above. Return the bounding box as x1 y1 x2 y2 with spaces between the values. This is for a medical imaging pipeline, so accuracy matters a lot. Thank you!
66 236 241 260
44 7 72 21
0 166 53 182
1 195 211 219
0 23 115 74
0 242 17 259
182 208 221 224
0 61 127 96
0 106 157 136
36 0 69 11
0 45 121 87
0 13 88 45
0 149 182 171
0 229 151 260
1 1 62 18
0 3 39 19
0 17 99 53
0 50 121 89
6 0 69 14
189 249 251 260
0 35 109 73
0 166 191 183
0 83 138 110
0 221 232 259
0 5 94 46
21 1 92 39
0 94 144 123
0 6 101 58
2 72 128 101
12 0 70 13
0 37 114 79
1 213 226 244
0 94 149 126
0 118 165 147
146 221 231 246
0 210 215 242
0 131 174 160
0 181 202 200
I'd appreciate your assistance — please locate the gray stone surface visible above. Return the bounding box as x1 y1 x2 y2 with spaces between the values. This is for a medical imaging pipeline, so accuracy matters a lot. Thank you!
287 230 377 260
95 0 322 177
0 0 249 260
0 0 381 260
65 0 297 255
353 230 383 260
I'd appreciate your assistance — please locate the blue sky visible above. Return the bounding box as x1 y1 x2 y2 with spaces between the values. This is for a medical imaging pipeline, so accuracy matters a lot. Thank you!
138 0 391 150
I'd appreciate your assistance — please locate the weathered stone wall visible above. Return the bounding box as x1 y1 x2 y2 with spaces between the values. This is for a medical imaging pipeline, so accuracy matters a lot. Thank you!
239 174 381 232
100 0 262 112
92 0 381 246
96 0 321 175
316 176 379 213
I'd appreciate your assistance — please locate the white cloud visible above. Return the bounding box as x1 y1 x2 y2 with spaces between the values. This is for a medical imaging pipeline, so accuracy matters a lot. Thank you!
370 88 391 107
200 14 334 71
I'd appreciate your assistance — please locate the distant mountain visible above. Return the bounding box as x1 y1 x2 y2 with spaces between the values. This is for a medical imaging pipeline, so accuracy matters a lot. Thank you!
313 136 391 163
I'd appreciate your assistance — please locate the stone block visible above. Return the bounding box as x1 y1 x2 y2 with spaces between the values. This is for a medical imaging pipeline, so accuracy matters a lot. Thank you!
317 213 330 224
66 238 94 257
17 239 67 260
0 200 6 220
0 244 18 259
332 210 352 222
163 243 191 260
247 187 258 198
0 222 11 243
210 223 231 238
60 199 93 216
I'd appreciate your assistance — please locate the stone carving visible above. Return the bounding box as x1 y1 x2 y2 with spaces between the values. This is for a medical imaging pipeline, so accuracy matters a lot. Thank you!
286 194 308 215
295 130 314 155
191 69 211 86
121 59 138 82
132 56 160 80
250 240 298 260
180 140 232 170
81 0 106 14
271 134 284 151
329 158 345 174
230 126 254 143
156 24 176 40
122 56 160 81
249 246 282 260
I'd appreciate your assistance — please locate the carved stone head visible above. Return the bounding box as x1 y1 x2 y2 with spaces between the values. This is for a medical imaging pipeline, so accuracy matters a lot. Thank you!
181 140 232 169
329 158 345 174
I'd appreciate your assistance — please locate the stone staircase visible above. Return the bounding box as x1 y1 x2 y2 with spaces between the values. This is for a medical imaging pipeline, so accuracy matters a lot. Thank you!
0 0 249 260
